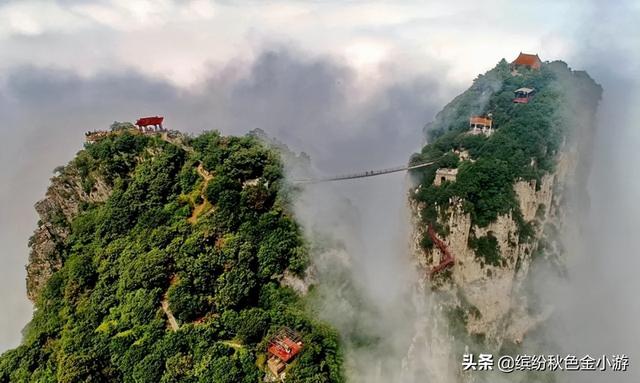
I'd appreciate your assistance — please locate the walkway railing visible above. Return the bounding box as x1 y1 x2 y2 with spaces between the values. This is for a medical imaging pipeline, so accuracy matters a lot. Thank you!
292 159 439 184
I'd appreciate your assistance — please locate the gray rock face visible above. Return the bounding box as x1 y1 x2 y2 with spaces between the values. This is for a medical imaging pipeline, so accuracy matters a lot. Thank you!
26 167 111 302
411 142 589 352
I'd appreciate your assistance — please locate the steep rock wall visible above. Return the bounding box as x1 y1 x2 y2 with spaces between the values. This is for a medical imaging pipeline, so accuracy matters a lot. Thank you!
411 143 582 350
26 167 111 301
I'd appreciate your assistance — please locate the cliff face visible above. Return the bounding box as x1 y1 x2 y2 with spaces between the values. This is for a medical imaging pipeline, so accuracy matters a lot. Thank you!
411 156 572 347
27 166 111 301
408 58 601 355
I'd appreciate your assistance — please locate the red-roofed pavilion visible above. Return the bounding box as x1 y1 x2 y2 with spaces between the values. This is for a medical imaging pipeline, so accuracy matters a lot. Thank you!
511 53 542 70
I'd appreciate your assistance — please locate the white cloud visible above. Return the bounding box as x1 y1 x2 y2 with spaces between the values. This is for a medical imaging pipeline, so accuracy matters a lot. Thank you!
68 0 216 31
0 0 581 86
0 1 88 36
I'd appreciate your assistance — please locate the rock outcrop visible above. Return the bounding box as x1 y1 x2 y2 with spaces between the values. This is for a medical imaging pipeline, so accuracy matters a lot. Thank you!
26 166 111 301
412 167 565 347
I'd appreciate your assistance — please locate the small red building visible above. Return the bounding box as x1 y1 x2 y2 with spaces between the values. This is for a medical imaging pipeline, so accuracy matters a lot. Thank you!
511 53 542 70
267 328 303 376
136 116 164 132
268 328 302 363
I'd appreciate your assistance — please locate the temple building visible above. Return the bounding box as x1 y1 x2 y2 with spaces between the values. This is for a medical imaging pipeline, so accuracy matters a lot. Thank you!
469 115 493 136
511 53 542 70
266 328 304 377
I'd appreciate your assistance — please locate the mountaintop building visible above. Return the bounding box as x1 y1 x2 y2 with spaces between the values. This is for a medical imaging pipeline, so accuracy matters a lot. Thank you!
511 53 542 70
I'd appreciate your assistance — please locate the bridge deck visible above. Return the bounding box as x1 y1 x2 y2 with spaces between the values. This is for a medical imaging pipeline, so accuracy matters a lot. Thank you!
293 160 437 183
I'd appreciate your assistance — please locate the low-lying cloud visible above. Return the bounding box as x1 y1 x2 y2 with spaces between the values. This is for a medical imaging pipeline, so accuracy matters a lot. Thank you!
0 46 451 352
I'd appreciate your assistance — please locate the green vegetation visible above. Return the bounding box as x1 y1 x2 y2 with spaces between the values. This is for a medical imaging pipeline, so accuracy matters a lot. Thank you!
411 59 601 252
468 233 501 266
0 130 343 382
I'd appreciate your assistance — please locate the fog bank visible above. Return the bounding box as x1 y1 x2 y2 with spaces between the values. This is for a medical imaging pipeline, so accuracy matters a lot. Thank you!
0 47 451 351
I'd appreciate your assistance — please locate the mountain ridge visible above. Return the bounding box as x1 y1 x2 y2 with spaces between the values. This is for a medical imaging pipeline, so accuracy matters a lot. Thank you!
2 128 343 382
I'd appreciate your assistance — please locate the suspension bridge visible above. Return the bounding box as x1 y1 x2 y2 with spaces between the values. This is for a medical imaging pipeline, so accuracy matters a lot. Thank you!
292 159 439 184
292 157 455 276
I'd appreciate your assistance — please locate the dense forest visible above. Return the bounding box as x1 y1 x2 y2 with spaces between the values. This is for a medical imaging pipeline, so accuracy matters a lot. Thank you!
410 59 602 253
0 129 343 382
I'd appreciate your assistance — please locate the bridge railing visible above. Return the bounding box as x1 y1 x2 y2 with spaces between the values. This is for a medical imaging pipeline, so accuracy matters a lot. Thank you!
293 159 439 183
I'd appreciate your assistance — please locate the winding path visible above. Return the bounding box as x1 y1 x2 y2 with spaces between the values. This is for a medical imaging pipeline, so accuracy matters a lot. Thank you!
188 164 213 224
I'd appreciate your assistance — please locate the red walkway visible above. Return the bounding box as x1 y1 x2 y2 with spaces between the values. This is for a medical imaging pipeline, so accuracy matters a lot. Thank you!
428 224 455 276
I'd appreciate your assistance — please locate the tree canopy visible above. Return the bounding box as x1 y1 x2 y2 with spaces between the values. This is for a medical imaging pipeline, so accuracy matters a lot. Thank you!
411 59 602 251
1 131 343 382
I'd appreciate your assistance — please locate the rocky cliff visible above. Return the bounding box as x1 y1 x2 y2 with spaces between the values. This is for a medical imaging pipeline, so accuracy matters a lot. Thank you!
25 129 195 302
26 165 111 301
408 58 601 358
412 159 566 347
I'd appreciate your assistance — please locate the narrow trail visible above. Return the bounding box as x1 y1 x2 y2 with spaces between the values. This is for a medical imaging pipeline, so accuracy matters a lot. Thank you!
221 340 243 350
196 163 213 181
188 164 213 224
161 298 180 331
161 276 180 331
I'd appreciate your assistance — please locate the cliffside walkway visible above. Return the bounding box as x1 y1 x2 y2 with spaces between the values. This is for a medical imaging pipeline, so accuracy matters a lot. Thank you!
428 225 455 276
293 159 439 184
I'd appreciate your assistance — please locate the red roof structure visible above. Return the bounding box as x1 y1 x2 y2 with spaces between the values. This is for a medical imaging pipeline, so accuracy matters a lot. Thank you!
469 116 492 128
511 53 542 70
267 328 303 363
136 116 164 130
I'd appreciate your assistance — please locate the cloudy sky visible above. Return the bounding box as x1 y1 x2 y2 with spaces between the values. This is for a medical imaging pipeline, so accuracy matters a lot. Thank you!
0 0 639 362
0 0 605 86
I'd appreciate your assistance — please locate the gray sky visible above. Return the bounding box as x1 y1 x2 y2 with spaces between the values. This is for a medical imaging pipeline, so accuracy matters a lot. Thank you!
0 3 639 375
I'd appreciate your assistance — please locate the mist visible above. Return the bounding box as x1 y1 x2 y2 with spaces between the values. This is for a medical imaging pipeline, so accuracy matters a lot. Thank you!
531 46 640 383
290 7 640 381
516 7 640 383
0 47 453 352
